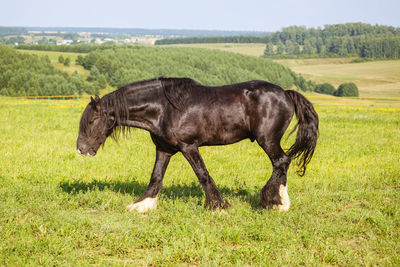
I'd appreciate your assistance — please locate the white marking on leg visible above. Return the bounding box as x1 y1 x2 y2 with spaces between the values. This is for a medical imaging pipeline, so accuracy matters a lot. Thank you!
126 197 158 213
276 184 290 212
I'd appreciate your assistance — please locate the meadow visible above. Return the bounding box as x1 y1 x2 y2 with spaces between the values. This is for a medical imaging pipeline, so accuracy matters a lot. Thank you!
0 95 399 265
275 58 400 97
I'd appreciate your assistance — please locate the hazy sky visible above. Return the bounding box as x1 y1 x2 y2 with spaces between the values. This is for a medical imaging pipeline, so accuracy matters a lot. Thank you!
1 0 399 31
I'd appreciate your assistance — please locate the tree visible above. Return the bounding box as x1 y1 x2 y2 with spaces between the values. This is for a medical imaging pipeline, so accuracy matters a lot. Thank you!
76 55 84 65
276 41 285 54
96 74 107 89
315 83 336 95
334 82 359 97
63 57 71 66
58 55 64 64
87 66 100 82
303 39 317 54
264 43 275 56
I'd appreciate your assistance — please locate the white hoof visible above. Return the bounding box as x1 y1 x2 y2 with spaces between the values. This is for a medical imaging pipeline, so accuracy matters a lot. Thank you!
274 184 290 212
126 197 158 213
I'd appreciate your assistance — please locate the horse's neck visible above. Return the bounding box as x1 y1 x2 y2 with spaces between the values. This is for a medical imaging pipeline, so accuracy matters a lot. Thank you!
123 88 164 134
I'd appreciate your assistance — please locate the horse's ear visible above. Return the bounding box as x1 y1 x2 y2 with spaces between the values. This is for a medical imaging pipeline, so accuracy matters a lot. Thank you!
90 95 101 111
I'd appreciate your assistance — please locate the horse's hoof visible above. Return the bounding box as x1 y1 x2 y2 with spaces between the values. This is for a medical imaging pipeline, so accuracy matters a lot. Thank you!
273 185 290 212
260 184 290 212
126 197 158 213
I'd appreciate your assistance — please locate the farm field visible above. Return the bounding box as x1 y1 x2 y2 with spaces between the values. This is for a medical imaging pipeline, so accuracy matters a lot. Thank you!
275 58 400 97
165 43 267 57
18 49 90 78
0 96 399 265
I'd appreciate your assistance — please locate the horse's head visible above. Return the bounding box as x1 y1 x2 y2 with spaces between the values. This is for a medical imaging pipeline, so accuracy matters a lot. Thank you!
76 95 114 156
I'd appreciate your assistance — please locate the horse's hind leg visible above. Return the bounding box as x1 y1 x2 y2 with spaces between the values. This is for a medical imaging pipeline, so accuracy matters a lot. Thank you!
258 139 291 211
256 121 292 211
180 144 230 210
127 149 172 213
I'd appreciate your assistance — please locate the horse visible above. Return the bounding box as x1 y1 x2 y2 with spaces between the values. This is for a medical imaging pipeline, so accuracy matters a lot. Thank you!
76 77 318 212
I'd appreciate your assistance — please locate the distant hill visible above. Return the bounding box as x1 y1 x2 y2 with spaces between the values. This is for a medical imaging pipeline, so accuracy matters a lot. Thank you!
25 27 269 38
0 26 27 37
77 46 312 91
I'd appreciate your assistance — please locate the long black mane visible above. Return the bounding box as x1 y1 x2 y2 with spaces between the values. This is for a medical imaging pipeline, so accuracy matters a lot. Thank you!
101 77 167 140
101 87 130 140
102 76 200 138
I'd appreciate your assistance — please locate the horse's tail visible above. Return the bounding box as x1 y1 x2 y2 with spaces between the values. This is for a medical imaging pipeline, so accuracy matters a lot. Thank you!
285 90 319 176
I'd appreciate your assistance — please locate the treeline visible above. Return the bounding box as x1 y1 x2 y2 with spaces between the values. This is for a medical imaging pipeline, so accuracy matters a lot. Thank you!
264 23 400 58
155 36 268 45
25 27 268 37
0 45 102 96
16 43 121 53
76 46 313 91
0 27 27 37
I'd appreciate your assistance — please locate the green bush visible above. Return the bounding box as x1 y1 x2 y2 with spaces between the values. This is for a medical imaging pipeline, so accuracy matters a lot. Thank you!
58 55 64 64
315 83 336 95
63 57 71 66
333 82 359 97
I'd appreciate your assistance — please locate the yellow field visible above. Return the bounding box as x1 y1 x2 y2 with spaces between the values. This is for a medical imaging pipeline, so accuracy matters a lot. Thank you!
165 43 266 57
276 58 400 97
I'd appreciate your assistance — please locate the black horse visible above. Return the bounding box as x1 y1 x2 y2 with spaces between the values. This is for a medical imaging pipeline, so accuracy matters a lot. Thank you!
77 77 318 212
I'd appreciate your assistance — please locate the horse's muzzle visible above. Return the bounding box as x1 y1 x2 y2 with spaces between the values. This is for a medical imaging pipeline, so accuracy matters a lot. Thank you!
77 148 96 157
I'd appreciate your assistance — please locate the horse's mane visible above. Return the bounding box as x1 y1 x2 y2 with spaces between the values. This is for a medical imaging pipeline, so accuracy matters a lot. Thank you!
101 87 130 141
160 77 200 110
99 77 200 140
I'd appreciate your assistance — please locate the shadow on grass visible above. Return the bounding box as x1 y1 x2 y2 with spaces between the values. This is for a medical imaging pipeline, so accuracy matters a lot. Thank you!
59 179 261 209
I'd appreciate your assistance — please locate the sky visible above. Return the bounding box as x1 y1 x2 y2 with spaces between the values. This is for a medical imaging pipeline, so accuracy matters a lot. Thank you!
1 0 399 32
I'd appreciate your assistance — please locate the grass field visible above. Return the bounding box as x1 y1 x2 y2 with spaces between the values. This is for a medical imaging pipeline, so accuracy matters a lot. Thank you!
275 58 400 97
18 49 90 78
0 96 399 265
165 43 267 57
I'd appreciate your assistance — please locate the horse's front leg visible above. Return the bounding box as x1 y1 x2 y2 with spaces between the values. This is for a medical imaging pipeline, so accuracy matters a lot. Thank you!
127 149 172 213
180 144 230 210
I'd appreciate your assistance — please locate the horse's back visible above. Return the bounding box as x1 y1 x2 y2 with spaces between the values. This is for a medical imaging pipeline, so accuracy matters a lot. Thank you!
165 80 294 146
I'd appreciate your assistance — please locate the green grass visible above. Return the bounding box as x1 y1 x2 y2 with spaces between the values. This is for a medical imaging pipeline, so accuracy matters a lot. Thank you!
0 97 399 265
275 58 400 97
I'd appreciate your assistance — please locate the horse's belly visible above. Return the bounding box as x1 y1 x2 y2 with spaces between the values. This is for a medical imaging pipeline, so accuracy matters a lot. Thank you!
201 128 249 146
176 102 251 146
